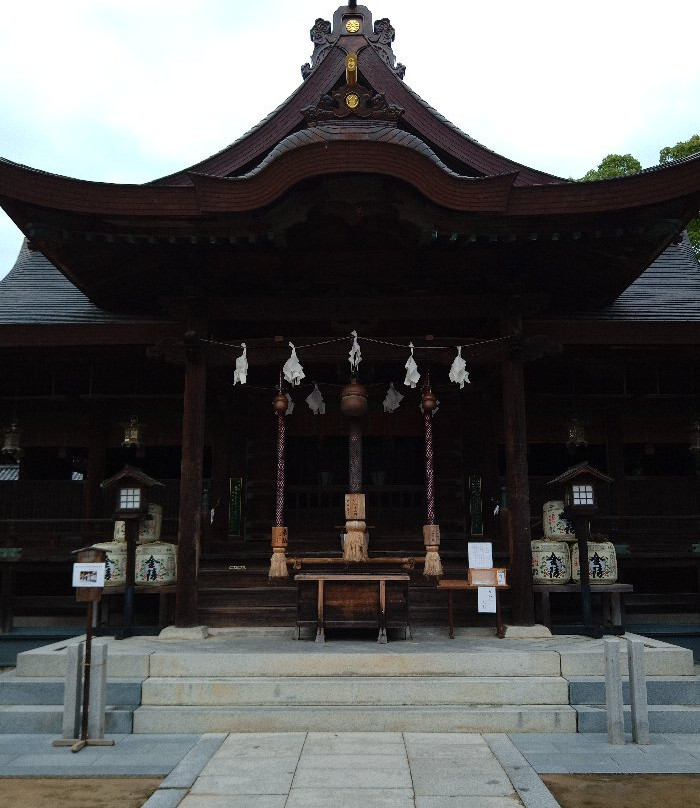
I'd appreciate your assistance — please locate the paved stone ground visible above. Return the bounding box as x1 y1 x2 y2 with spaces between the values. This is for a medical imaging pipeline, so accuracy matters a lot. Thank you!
509 732 700 774
1 732 699 808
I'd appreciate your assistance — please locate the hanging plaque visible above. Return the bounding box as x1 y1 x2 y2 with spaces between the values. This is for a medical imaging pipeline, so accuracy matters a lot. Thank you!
228 477 243 536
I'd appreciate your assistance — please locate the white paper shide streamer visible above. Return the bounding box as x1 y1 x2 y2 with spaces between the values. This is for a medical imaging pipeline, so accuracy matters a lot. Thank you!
285 393 295 415
305 384 326 414
233 342 248 385
383 382 404 413
404 342 420 388
448 346 470 388
283 343 305 386
349 330 362 374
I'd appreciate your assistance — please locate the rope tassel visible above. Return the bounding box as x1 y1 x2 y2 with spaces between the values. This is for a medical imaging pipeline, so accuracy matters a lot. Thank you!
422 384 443 577
269 392 289 578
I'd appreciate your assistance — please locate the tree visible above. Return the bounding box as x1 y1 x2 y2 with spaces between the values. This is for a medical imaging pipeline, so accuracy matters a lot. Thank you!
580 154 642 181
581 138 699 256
659 134 700 165
659 135 700 256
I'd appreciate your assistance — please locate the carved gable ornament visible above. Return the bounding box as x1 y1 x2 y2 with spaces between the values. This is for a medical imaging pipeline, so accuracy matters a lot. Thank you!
302 85 404 125
368 18 406 79
301 18 338 80
301 11 405 81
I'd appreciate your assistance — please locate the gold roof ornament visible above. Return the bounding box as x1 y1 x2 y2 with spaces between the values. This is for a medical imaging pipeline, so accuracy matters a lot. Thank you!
345 52 358 86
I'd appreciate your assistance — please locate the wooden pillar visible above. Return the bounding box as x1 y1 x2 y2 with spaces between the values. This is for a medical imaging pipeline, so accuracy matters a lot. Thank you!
501 306 535 625
606 410 627 517
208 400 232 544
176 329 207 627
83 411 107 519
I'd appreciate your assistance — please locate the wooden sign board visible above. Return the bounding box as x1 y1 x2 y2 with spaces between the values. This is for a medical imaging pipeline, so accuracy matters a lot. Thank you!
467 567 507 587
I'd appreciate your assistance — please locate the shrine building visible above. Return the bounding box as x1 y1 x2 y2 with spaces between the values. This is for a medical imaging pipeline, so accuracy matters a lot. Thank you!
0 3 699 637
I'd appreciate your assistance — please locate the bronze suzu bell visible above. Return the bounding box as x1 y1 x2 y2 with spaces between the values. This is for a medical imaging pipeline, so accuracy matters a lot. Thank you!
340 379 368 417
272 392 289 414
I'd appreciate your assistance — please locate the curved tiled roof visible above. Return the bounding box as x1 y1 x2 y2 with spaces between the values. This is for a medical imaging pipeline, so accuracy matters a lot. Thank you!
242 121 468 179
566 233 700 321
0 241 166 324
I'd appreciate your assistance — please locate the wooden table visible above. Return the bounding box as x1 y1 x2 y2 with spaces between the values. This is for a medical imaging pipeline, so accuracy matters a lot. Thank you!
0 557 20 634
533 583 633 629
295 573 410 644
437 579 508 639
99 584 176 627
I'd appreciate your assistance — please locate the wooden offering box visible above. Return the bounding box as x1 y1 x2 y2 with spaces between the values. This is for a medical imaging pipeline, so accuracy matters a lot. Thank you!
467 568 508 587
295 572 410 643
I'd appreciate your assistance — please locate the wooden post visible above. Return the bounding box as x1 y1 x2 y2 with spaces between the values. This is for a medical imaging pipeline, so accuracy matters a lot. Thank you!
120 518 138 637
176 329 207 627
83 412 107 519
606 410 627 517
501 306 535 625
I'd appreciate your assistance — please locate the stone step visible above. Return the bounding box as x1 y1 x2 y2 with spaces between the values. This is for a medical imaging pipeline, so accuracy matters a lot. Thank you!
15 640 151 679
0 705 133 734
147 650 562 678
569 676 700 706
141 675 568 707
133 703 576 734
576 704 700 734
558 635 695 677
0 673 142 705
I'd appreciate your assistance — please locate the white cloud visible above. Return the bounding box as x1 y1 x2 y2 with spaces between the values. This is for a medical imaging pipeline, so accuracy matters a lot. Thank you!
1 0 699 275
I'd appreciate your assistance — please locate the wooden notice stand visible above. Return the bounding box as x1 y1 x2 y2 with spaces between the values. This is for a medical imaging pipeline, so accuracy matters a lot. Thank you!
438 576 509 639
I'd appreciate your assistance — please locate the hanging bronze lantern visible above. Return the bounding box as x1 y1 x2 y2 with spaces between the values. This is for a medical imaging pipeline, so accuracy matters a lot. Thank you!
565 416 587 450
340 379 368 417
1 422 23 461
122 417 143 449
689 419 700 455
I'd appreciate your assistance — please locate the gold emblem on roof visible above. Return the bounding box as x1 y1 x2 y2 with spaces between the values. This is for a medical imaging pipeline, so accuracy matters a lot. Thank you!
345 93 360 109
345 19 361 33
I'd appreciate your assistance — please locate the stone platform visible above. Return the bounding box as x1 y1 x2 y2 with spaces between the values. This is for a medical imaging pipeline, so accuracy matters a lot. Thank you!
2 627 696 735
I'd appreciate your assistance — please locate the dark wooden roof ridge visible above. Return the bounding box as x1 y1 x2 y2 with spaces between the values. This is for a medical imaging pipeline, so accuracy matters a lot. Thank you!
148 28 562 187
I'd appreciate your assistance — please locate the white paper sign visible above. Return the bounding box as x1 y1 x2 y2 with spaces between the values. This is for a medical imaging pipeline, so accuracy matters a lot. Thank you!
477 586 497 613
468 542 493 569
72 562 105 588
496 569 506 587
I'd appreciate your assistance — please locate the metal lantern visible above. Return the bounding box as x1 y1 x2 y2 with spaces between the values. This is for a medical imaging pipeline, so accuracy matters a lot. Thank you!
565 415 588 451
690 418 700 455
122 417 143 449
340 379 368 417
1 422 23 461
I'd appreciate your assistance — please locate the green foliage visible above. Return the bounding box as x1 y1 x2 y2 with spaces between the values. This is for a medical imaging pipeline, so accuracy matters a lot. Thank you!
659 134 700 164
659 135 700 256
580 153 642 181
581 137 699 256
686 220 700 256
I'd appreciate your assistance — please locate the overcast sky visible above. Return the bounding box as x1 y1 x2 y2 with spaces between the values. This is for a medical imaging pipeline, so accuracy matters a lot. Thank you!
1 0 699 276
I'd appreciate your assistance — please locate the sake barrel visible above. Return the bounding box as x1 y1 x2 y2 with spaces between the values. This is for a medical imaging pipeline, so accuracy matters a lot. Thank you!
572 541 618 584
135 541 176 585
93 541 127 587
138 503 163 543
531 539 571 584
543 500 576 541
